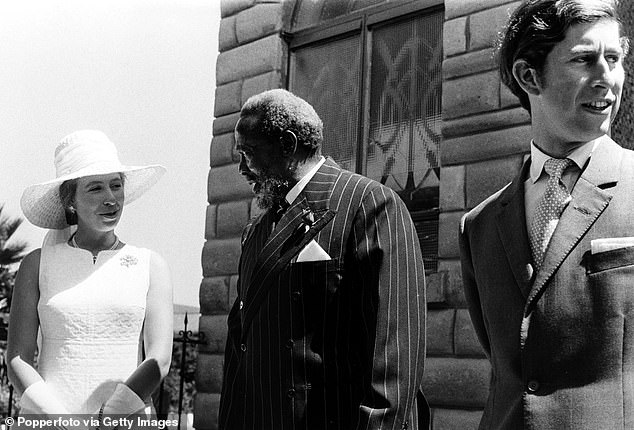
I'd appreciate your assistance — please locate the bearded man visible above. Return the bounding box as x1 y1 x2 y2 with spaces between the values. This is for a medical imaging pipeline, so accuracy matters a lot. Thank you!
218 89 429 430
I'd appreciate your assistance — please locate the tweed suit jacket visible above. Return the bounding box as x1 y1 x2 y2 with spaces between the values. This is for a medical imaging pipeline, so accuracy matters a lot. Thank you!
459 136 634 429
218 158 428 430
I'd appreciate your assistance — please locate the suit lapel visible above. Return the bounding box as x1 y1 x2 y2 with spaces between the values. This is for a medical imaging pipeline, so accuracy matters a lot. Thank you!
525 136 621 311
239 212 274 294
495 160 534 298
240 158 341 338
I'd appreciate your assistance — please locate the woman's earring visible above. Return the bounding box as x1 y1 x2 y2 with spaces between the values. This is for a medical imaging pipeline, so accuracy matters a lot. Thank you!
65 206 78 225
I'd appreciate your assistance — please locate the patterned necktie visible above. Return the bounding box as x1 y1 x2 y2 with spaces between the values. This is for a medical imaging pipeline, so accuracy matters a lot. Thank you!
529 157 573 267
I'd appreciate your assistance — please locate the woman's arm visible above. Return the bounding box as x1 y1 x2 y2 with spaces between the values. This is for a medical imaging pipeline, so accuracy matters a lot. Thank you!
123 250 173 400
7 249 70 418
7 249 44 393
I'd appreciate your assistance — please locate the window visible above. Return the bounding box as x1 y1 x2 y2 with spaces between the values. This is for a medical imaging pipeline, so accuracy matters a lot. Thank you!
288 0 443 274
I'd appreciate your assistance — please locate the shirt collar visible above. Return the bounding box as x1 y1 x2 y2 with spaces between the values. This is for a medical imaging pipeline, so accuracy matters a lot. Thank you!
285 156 326 205
529 140 597 183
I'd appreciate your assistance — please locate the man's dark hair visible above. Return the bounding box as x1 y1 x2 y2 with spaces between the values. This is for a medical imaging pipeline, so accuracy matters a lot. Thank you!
237 89 323 156
498 0 628 113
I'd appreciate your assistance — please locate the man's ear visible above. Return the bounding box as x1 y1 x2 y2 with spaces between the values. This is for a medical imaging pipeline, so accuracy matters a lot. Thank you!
280 130 298 157
512 59 541 95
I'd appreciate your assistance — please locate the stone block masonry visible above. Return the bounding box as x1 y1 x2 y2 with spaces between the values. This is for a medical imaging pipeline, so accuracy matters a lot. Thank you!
196 0 526 428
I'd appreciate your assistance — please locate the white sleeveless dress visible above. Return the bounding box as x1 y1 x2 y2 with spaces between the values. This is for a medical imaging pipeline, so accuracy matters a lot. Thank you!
29 242 151 414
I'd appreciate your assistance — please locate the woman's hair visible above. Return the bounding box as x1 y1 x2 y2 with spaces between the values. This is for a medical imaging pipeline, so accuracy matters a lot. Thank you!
498 0 627 113
59 179 79 225
58 173 126 226
237 89 323 157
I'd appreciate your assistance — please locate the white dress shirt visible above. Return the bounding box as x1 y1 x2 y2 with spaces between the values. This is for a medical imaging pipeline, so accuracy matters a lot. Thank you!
524 140 597 229
285 156 326 205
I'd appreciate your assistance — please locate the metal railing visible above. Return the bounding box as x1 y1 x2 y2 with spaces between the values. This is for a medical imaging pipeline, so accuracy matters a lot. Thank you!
156 312 205 428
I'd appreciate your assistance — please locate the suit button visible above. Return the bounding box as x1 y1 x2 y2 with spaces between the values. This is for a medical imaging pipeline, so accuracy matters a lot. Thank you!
286 339 294 349
527 380 540 393
240 344 247 352
292 291 301 301
287 388 296 398
239 300 244 310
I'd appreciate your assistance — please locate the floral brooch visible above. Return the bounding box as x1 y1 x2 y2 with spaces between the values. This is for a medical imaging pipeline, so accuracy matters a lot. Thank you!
120 254 138 267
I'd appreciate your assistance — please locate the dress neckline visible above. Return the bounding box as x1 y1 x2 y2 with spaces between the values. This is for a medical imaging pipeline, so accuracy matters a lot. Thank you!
64 241 127 265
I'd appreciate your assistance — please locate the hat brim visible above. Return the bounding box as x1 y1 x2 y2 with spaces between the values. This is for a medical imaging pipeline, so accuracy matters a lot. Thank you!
21 163 166 229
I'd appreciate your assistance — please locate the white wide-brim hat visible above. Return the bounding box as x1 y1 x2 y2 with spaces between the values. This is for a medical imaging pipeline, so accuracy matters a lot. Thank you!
21 130 166 229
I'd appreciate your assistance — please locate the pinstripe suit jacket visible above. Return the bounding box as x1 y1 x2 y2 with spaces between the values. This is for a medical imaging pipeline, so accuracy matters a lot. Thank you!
218 158 428 430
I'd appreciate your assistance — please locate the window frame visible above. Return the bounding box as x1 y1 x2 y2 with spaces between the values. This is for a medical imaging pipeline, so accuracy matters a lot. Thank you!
285 0 444 274
286 0 444 176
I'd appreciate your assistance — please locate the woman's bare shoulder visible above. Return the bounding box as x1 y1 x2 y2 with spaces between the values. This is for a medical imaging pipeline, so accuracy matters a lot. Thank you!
19 248 41 271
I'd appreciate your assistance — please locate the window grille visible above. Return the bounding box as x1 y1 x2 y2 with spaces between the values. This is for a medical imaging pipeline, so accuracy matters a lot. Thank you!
290 35 361 172
289 2 443 274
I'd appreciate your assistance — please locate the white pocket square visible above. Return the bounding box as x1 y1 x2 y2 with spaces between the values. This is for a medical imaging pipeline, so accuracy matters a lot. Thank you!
296 239 331 262
591 237 634 254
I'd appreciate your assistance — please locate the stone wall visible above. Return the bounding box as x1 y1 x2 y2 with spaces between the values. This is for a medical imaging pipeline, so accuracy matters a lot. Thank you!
432 1 528 427
194 1 293 428
612 1 634 148
196 0 529 428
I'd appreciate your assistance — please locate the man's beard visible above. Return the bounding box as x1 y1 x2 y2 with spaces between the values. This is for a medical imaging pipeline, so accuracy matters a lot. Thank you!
254 171 292 210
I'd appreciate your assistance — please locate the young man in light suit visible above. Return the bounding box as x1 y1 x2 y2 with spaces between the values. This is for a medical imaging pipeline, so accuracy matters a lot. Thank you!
219 89 429 430
459 1 634 428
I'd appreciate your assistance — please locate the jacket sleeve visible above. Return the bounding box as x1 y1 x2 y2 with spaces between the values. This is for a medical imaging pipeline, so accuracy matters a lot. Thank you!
459 213 491 359
353 186 428 430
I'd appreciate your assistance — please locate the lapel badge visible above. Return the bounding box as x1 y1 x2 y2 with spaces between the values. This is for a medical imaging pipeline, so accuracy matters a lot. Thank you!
301 208 315 225
300 208 315 233
120 254 138 267
284 208 316 253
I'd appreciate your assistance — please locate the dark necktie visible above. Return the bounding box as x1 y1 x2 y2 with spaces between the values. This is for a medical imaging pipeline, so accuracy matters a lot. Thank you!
268 199 290 239
272 199 289 223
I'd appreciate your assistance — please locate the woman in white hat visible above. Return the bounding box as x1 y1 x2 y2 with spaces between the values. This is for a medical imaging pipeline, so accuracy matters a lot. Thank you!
7 130 173 423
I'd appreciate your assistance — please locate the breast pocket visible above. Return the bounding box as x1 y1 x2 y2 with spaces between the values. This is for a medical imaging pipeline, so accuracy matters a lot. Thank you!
584 245 634 275
583 246 634 320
